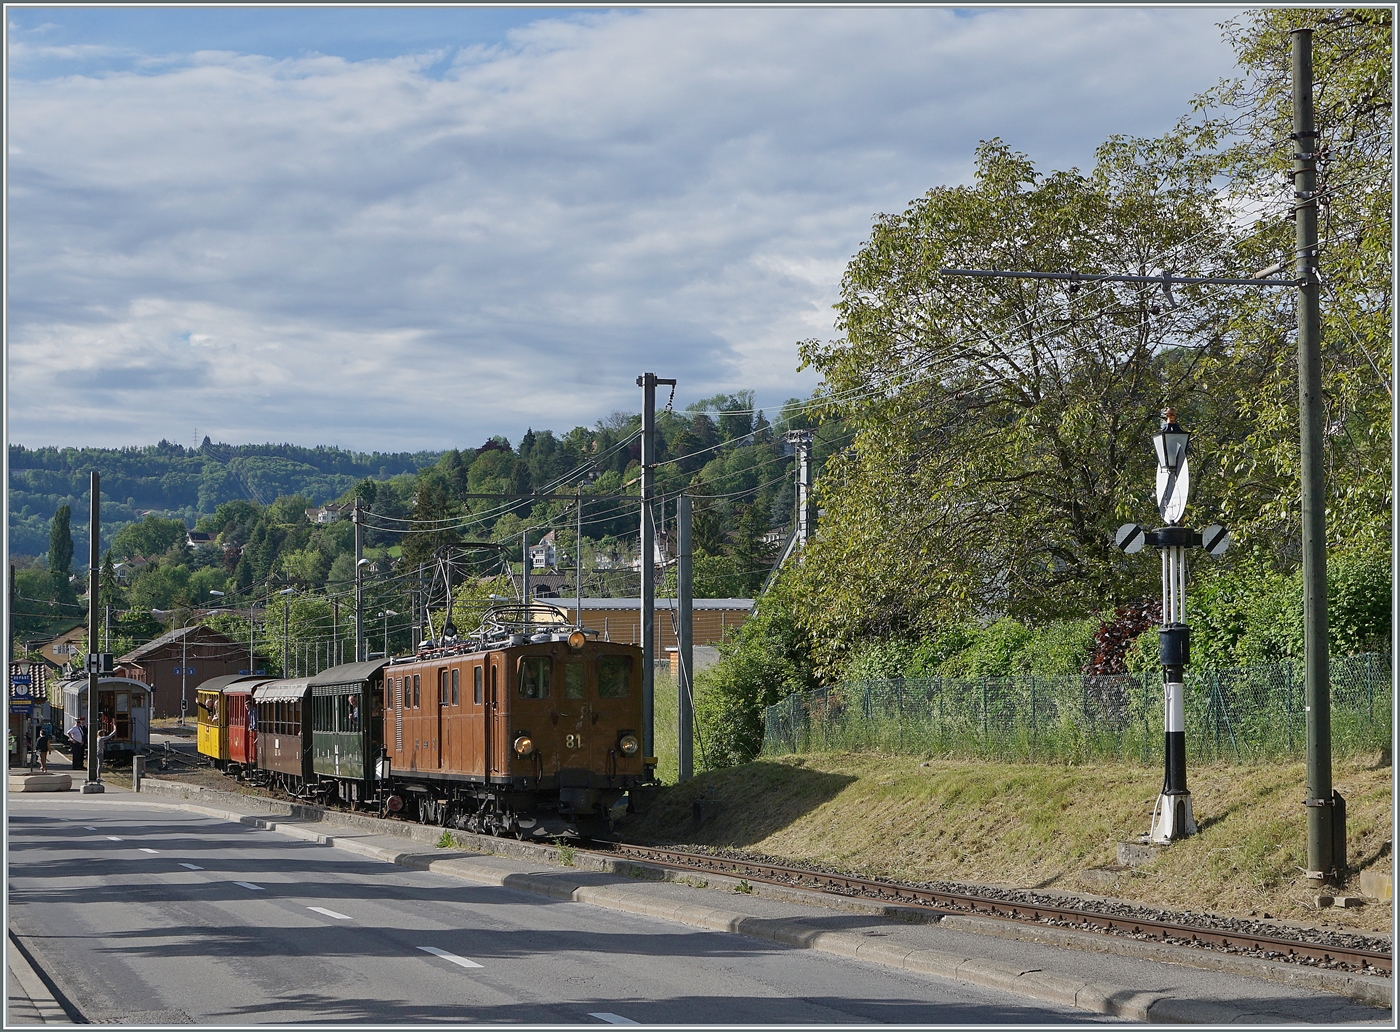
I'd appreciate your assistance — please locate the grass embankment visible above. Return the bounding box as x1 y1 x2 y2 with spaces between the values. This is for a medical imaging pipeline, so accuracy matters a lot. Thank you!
624 752 1393 934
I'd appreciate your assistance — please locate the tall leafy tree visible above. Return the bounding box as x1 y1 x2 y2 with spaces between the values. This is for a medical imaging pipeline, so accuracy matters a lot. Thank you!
48 504 74 581
401 471 463 572
793 138 1236 674
1188 8 1392 557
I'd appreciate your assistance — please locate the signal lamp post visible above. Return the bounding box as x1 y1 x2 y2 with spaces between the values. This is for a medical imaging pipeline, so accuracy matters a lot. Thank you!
1115 409 1230 844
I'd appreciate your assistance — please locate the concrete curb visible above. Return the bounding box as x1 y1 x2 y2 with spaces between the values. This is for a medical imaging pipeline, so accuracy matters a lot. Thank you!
120 779 1392 1021
8 935 74 1025
237 834 1331 1024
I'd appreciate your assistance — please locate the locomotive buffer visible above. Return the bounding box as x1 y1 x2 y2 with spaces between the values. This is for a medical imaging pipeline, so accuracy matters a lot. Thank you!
1114 410 1229 844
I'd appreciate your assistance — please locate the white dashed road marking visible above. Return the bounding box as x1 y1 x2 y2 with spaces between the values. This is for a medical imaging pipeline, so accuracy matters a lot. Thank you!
139 848 159 853
233 881 264 891
307 907 352 920
417 946 482 969
589 1014 639 1025
83 826 97 831
179 863 203 871
106 836 124 841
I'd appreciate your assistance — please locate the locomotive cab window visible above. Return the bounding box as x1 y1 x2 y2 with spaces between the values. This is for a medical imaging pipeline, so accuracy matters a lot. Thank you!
518 656 551 699
473 666 483 705
598 655 632 698
413 674 420 708
439 669 449 707
451 668 460 706
564 662 585 699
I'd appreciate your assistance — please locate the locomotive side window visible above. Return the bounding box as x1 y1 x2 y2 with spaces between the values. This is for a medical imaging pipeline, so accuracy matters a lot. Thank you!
413 674 421 708
564 662 585 699
438 669 449 707
518 656 550 699
598 655 632 698
473 666 482 705
451 668 459 706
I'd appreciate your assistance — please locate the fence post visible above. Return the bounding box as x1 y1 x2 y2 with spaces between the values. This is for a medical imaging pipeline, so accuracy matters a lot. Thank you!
1030 675 1036 760
1367 653 1374 722
1285 662 1293 755
897 677 904 752
981 677 988 752
1142 675 1150 765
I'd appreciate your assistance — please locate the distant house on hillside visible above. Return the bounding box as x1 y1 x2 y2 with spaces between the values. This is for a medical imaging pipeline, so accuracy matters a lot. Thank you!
186 530 215 548
37 624 88 670
530 531 557 570
304 503 349 524
112 556 154 585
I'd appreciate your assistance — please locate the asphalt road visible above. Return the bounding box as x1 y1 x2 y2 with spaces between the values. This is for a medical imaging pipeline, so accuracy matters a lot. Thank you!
8 798 1116 1025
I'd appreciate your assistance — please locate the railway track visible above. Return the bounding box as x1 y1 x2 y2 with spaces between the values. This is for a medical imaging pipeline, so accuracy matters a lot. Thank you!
594 842 1392 977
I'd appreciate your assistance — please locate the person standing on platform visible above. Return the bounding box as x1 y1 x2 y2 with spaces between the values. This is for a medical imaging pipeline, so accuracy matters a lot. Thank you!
66 717 85 770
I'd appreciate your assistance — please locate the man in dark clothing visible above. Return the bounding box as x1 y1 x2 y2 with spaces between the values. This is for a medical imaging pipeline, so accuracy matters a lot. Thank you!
66 717 85 769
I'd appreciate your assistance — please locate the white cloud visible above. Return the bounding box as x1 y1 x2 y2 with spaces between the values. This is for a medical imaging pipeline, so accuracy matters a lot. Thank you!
7 7 1243 449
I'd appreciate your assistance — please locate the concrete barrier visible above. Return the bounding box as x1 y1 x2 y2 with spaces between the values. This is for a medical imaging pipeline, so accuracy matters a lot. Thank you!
8 772 73 793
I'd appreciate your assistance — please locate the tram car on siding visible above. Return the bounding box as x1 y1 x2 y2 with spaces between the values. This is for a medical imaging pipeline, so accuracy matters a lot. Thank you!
379 603 653 838
59 676 154 755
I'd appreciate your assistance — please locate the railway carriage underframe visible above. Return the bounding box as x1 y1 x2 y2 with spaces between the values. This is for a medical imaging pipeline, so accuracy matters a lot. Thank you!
389 771 643 839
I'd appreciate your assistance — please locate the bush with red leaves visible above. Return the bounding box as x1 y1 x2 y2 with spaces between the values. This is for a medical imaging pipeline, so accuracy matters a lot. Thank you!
1084 598 1162 675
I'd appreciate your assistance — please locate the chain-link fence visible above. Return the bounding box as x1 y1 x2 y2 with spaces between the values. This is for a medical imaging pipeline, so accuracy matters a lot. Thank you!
762 653 1391 764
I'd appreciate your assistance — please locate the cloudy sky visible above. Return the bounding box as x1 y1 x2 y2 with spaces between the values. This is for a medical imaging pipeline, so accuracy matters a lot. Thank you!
7 6 1247 452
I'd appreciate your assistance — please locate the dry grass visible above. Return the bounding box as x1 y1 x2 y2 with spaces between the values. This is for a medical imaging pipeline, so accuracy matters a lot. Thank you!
626 752 1394 933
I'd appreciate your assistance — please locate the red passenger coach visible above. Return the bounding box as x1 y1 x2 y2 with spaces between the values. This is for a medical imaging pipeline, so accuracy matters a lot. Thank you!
379 603 654 838
225 681 262 772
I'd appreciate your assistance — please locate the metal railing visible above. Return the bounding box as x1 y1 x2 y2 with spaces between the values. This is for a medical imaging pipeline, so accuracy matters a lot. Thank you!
762 654 1392 764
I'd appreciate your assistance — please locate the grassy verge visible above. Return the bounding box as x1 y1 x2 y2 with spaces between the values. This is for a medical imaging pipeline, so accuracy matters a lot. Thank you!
622 751 1393 933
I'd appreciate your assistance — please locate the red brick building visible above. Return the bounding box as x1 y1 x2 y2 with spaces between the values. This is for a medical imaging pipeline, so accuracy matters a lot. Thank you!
116 626 271 718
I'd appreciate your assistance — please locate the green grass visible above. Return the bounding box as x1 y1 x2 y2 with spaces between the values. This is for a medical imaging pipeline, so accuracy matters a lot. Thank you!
620 750 1393 932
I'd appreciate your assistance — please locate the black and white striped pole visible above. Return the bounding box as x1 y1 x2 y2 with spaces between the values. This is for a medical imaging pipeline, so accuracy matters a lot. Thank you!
1115 409 1230 844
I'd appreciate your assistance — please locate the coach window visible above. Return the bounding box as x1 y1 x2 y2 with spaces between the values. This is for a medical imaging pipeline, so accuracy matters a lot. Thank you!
598 655 632 698
518 656 550 699
473 666 483 705
451 668 460 706
564 662 585 700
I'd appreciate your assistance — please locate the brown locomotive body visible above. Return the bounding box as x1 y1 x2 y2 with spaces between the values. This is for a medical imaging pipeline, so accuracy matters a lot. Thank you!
380 603 651 838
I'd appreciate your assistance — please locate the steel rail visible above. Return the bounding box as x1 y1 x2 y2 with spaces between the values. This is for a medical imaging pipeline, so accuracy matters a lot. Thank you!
598 842 1391 975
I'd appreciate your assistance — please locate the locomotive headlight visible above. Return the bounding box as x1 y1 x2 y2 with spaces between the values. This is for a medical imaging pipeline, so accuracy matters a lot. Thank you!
618 734 640 757
513 735 535 757
568 630 587 651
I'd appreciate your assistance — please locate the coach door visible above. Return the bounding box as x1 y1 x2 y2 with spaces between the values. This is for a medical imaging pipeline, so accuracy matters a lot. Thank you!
435 667 447 769
487 657 501 779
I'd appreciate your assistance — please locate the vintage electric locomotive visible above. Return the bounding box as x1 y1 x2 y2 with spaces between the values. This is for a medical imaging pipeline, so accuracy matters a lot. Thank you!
195 603 653 837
